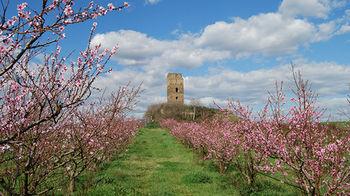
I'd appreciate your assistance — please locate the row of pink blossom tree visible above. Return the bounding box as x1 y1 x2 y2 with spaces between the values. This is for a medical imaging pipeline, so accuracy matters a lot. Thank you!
0 1 142 195
161 71 350 195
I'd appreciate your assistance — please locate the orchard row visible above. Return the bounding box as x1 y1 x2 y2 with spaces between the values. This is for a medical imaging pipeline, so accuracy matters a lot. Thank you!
161 72 350 196
0 1 140 195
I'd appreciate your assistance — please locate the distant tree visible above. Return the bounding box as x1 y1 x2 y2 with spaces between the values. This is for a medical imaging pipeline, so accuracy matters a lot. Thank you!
190 98 202 120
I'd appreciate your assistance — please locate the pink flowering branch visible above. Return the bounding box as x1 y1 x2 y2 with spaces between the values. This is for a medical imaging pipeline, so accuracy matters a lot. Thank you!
0 24 117 146
229 70 350 195
60 84 141 193
0 0 129 76
0 1 139 195
0 79 141 195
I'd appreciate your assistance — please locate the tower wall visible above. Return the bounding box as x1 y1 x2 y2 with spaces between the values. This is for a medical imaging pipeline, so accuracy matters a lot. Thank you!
167 73 184 104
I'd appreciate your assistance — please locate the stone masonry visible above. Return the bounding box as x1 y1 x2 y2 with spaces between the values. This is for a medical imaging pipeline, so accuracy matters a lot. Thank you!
167 73 184 104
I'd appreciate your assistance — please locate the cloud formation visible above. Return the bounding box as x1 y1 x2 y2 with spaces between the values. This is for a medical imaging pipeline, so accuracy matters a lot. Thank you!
195 13 316 56
95 61 350 120
279 0 347 18
92 2 349 69
279 0 330 18
91 30 231 69
91 0 350 119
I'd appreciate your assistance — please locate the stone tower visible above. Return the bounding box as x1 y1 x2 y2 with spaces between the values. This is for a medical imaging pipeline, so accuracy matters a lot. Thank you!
167 73 184 104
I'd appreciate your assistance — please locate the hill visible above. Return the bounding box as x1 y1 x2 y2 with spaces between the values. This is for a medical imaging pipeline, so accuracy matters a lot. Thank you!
144 103 220 123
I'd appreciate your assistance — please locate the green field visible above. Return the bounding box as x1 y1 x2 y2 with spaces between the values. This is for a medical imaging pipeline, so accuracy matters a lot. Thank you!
70 128 299 195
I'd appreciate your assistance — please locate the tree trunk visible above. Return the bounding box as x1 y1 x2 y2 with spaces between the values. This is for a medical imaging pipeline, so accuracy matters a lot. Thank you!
218 161 226 174
68 177 75 193
309 187 321 196
193 107 196 121
23 172 29 195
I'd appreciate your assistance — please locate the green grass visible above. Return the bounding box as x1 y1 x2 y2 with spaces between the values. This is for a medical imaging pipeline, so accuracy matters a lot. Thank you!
67 128 299 195
72 128 239 195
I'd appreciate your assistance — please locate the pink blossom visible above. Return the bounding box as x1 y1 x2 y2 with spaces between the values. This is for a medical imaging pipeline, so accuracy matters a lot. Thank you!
91 13 98 19
59 26 65 32
0 45 5 53
17 2 28 12
63 19 72 24
82 11 88 18
64 5 74 16
18 11 30 19
98 6 108 15
6 17 18 27
111 46 118 54
108 3 115 10
75 80 81 87
0 1 150 194
161 73 350 194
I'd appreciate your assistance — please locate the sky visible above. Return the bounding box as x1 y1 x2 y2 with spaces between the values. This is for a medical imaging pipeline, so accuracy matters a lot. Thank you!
61 0 350 119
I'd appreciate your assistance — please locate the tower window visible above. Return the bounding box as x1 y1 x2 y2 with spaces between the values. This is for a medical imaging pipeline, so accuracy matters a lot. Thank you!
176 96 178 100
175 87 179 92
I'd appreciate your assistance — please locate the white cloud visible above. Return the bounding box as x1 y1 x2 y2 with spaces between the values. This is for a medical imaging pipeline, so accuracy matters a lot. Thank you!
92 8 349 70
92 30 168 66
145 0 161 5
94 68 167 118
279 0 330 18
90 0 350 119
195 13 316 56
91 14 340 69
95 61 350 120
278 0 348 18
314 21 338 41
336 24 350 34
184 61 350 120
92 30 230 69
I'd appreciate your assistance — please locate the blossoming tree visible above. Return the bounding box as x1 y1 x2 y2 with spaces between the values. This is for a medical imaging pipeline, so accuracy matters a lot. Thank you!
161 70 350 195
0 1 140 195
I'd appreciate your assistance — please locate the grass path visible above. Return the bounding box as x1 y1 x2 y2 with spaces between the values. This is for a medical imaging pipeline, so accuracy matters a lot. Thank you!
78 128 239 195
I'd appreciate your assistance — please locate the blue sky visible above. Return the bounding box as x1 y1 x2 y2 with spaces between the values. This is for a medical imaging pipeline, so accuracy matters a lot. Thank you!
59 0 350 118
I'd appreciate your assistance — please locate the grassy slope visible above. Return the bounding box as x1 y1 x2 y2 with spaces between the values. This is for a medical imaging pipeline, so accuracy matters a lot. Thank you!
73 128 299 196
